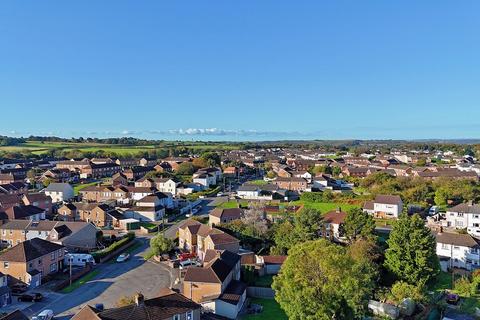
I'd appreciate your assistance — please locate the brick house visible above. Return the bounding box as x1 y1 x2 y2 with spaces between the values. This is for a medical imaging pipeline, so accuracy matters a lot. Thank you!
209 208 243 226
178 219 240 261
22 193 53 214
0 238 64 288
71 291 201 320
183 250 245 319
273 177 308 191
0 220 97 250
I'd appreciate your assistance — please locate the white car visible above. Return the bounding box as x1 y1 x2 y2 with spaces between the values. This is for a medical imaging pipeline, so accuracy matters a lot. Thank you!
179 259 200 270
32 310 54 320
217 192 224 197
116 253 130 263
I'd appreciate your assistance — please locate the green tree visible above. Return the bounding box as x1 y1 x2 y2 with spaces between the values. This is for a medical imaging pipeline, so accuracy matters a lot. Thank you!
273 239 377 319
294 207 323 241
384 214 439 285
176 162 196 175
342 208 376 243
150 234 174 256
271 220 300 255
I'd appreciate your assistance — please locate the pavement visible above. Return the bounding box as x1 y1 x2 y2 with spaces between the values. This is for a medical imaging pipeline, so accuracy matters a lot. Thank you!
7 236 175 320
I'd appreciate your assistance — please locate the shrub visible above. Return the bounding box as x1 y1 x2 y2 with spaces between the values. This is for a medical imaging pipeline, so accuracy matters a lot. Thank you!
92 232 135 262
455 276 473 297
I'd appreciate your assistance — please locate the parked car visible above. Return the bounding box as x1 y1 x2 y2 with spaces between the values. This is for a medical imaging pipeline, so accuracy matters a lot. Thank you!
217 192 224 197
32 309 54 320
116 253 130 263
179 259 200 270
428 206 439 215
10 283 28 295
446 293 460 305
179 252 196 261
18 293 43 302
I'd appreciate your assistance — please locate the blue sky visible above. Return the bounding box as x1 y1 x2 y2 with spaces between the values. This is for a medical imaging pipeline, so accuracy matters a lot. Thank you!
1 1 479 141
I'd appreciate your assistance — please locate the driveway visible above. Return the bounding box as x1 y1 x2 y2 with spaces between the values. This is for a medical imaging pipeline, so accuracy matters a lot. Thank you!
14 237 175 319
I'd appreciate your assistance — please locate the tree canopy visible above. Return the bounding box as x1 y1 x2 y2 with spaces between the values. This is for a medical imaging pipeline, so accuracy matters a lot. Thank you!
150 234 174 256
384 214 439 285
342 208 376 243
273 239 378 319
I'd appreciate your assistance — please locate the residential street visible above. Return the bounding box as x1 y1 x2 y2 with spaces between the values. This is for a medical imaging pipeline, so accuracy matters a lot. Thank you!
12 237 175 320
163 196 228 239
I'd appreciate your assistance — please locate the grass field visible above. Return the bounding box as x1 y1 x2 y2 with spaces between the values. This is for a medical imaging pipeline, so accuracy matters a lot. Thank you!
0 140 238 156
73 181 99 195
292 200 359 213
241 298 287 320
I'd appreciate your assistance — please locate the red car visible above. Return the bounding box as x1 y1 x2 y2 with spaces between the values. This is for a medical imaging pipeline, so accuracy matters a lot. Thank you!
179 252 196 261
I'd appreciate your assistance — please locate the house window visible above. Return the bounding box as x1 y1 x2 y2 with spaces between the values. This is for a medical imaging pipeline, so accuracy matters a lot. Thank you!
453 246 460 250
186 311 193 320
50 263 57 273
51 252 55 261
38 259 42 265
173 315 180 320
3 262 9 268
458 213 464 217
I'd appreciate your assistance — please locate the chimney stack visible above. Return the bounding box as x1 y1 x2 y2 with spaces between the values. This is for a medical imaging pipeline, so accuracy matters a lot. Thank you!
135 292 144 306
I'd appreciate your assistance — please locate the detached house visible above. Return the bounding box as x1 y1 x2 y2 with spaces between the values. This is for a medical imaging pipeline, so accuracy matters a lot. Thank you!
0 238 64 288
436 231 480 271
183 250 245 319
363 194 403 219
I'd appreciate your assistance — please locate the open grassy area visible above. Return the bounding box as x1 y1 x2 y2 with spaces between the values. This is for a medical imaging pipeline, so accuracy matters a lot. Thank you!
292 200 359 214
248 179 269 185
60 270 100 293
0 140 239 156
73 181 99 195
218 200 249 209
241 298 287 320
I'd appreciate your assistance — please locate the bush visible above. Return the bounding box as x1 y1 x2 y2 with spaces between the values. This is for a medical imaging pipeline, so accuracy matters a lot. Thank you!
300 192 325 203
455 276 473 297
92 232 135 262
389 281 425 303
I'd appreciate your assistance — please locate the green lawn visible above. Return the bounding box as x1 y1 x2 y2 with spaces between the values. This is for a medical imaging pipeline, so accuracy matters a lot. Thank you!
241 298 287 320
0 140 239 156
248 180 269 185
73 181 99 195
428 271 480 314
60 270 100 293
292 201 359 214
218 200 249 208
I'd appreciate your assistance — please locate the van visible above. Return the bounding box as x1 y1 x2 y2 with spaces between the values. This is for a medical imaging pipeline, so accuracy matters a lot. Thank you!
64 253 96 267
429 206 439 215
179 259 199 270
32 309 54 320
